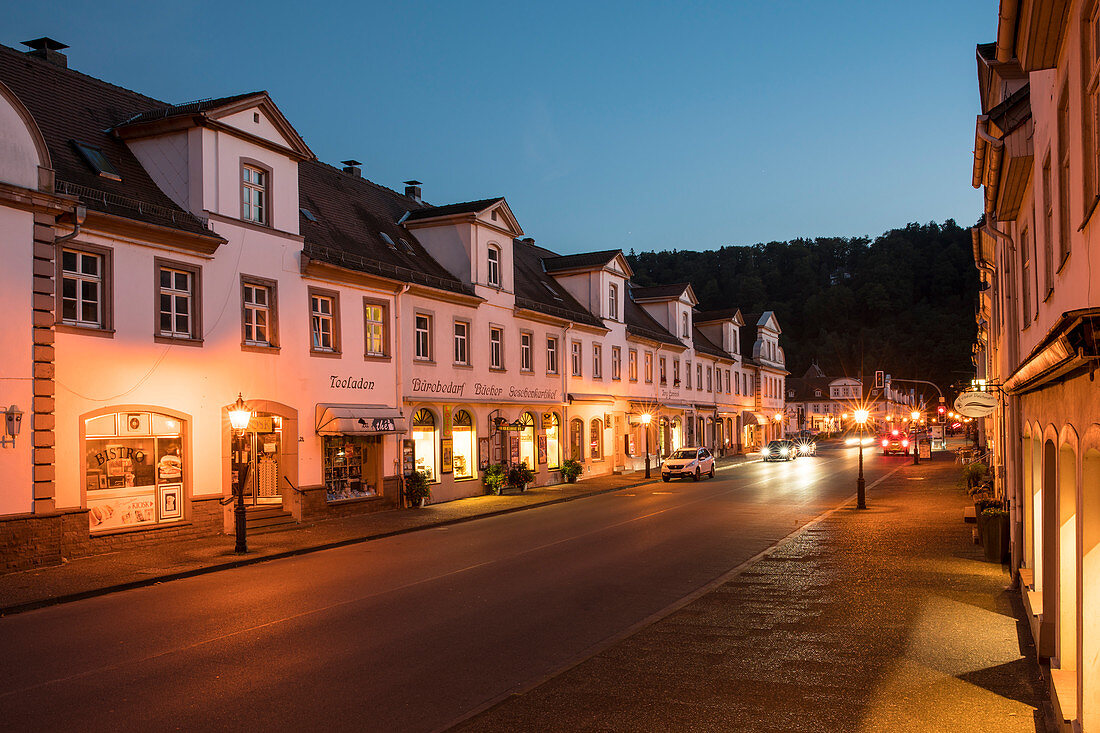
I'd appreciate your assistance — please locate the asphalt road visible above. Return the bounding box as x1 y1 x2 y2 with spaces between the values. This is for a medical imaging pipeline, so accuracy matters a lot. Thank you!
0 443 902 732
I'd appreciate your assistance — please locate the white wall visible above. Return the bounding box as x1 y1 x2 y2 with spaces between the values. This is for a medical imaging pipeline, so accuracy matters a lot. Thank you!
0 207 34 514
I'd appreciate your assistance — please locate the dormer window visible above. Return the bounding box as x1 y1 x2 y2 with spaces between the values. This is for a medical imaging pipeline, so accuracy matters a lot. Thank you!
241 164 268 225
608 283 618 320
487 245 501 287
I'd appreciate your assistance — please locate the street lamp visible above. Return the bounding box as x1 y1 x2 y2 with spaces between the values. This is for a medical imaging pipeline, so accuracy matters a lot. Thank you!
228 393 253 554
854 408 869 509
910 410 921 465
641 413 652 478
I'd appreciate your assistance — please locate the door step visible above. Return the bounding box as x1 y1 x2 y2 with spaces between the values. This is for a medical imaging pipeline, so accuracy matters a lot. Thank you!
245 504 295 531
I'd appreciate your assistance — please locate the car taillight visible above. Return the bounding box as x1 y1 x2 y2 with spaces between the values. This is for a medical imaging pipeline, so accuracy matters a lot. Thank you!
881 439 889 447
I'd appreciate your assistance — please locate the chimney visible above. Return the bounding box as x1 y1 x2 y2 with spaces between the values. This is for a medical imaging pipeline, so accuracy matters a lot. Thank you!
341 159 362 178
404 180 422 204
22 37 68 68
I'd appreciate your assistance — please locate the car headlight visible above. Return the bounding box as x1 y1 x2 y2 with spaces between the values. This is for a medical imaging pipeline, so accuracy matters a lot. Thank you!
798 444 810 454
780 447 789 456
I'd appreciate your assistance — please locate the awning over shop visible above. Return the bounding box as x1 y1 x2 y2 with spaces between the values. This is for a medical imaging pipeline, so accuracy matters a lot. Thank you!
316 404 408 436
742 410 767 426
693 404 717 414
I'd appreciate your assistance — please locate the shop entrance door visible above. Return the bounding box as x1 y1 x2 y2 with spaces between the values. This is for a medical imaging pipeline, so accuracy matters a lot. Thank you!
243 416 282 505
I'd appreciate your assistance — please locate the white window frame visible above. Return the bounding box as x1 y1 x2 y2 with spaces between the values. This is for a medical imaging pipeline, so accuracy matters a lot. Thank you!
160 266 195 339
243 282 271 345
546 336 559 374
490 327 504 369
453 320 469 365
415 313 432 361
571 340 583 377
241 163 268 225
611 346 622 380
60 248 104 328
593 343 603 379
608 283 618 320
487 245 501 288
520 331 532 371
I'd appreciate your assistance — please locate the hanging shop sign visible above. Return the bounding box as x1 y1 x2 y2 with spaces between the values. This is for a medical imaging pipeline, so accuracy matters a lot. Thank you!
953 390 997 418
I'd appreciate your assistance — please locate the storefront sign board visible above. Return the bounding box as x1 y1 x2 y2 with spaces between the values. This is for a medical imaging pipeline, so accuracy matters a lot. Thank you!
953 391 997 418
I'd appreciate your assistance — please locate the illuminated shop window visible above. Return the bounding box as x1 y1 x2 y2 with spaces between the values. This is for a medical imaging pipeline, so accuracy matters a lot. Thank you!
413 409 438 481
323 435 380 501
546 413 561 469
452 410 475 479
83 410 185 533
519 412 536 470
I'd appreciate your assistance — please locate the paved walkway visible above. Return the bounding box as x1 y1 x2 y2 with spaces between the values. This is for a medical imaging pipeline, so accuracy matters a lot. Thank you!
0 455 759 614
456 452 1053 733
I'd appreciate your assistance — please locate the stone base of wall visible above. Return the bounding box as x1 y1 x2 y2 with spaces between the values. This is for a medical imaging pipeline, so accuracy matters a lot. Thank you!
0 497 225 573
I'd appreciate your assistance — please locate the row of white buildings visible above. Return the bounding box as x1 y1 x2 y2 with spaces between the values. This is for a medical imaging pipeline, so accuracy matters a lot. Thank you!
0 39 787 570
970 2 1100 730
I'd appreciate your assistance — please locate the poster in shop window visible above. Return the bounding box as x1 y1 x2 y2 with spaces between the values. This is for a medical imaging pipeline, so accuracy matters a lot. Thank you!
160 485 182 520
402 439 415 476
479 437 491 469
538 435 547 464
441 438 453 474
509 434 520 465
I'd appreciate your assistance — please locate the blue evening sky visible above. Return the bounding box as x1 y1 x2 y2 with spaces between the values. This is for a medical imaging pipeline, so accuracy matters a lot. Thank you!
5 1 992 254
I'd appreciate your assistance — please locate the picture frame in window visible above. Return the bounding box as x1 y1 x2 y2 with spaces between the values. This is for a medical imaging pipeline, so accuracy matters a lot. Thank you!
538 435 547 465
479 437 491 470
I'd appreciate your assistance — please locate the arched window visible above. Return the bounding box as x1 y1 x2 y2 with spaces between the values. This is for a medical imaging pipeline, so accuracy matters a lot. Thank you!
570 418 585 461
519 412 536 469
487 245 501 287
412 409 437 481
546 413 561 469
590 418 603 459
451 410 475 479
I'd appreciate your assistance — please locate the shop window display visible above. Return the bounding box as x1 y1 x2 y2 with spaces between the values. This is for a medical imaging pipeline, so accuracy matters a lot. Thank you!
323 435 379 501
413 408 438 480
519 412 536 469
452 410 475 479
83 411 185 532
546 413 560 469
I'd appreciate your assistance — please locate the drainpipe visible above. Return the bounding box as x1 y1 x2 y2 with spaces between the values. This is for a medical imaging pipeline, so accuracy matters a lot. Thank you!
975 117 1005 219
996 0 1019 64
55 204 87 244
395 283 410 505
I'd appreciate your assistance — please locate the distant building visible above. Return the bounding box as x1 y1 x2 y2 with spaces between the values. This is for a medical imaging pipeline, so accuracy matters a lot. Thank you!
784 364 914 435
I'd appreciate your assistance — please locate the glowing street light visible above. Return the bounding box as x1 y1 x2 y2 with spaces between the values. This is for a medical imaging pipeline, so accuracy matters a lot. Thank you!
911 410 922 465
854 408 869 509
641 413 652 479
229 393 253 554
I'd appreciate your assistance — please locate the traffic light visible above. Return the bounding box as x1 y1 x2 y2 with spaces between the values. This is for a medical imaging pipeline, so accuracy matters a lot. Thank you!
937 404 946 422
875 370 884 389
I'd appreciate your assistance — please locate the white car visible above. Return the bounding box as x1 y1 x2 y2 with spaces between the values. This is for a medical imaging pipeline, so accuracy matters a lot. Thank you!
661 447 715 482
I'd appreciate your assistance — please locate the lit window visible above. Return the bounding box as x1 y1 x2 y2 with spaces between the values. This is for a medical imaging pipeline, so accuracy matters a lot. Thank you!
415 314 432 360
490 327 503 369
487 246 501 287
61 249 104 328
454 321 469 365
364 301 386 356
590 418 603 459
241 164 267 224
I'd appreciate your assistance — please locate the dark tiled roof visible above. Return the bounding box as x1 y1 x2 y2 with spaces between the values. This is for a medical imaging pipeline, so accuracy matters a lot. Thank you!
987 83 1031 134
630 283 691 301
786 375 831 401
404 197 503 221
803 363 827 379
514 240 603 328
739 312 761 358
298 161 475 297
691 327 731 360
117 91 263 125
542 249 621 273
694 308 740 324
625 298 681 347
977 42 997 61
0 44 216 238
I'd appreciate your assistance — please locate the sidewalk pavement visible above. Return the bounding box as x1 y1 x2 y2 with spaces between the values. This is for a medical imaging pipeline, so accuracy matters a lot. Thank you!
0 454 760 615
457 452 1054 733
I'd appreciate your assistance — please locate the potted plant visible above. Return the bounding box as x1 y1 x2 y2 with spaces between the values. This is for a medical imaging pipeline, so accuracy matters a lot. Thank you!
978 505 1009 562
561 459 583 483
507 463 536 492
482 462 507 496
959 462 989 493
404 470 431 508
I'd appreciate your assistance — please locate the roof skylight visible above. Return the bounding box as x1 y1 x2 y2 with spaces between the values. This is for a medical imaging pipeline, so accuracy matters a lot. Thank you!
380 232 396 248
300 207 317 222
71 140 121 182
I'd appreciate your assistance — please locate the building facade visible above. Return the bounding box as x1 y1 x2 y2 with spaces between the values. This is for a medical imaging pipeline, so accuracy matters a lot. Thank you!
0 39 786 571
971 3 1100 729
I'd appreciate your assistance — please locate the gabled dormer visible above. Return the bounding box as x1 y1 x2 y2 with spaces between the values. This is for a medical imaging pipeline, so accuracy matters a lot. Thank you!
542 250 632 323
630 283 699 346
740 311 785 369
114 91 314 235
404 197 522 294
694 309 745 357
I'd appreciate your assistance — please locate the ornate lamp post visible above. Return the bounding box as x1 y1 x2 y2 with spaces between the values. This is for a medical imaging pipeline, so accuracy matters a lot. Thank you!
228 393 253 554
641 413 652 479
854 408 869 509
911 409 921 465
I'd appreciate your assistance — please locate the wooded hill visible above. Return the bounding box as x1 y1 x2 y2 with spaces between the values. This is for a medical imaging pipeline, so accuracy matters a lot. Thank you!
626 220 979 401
